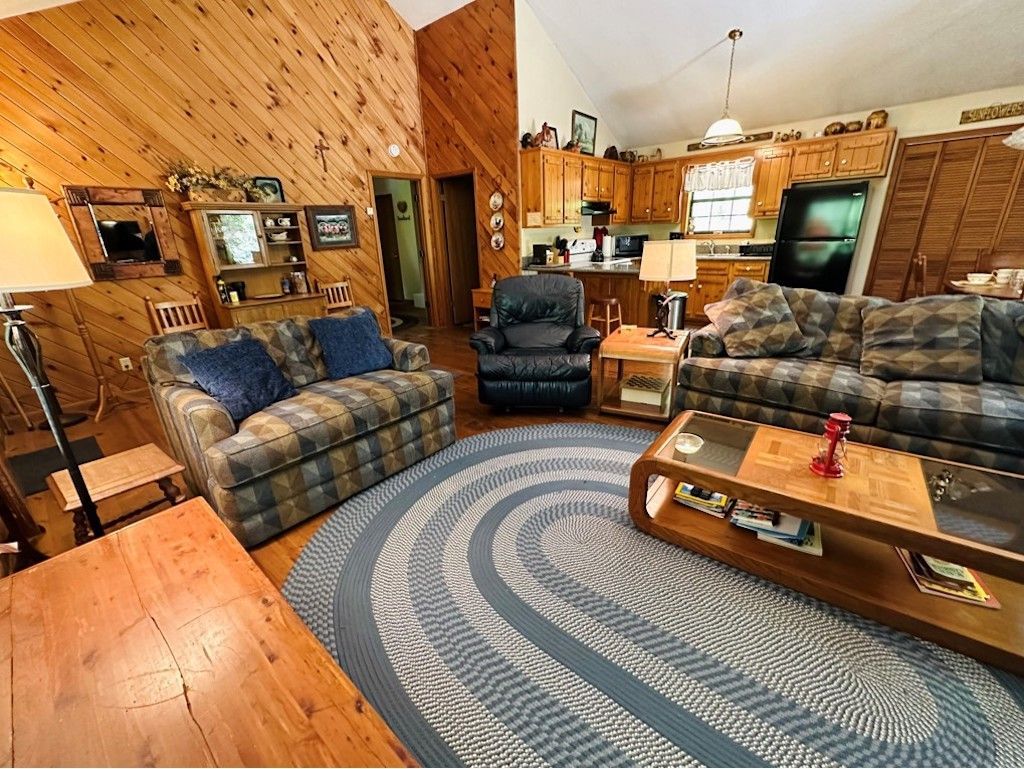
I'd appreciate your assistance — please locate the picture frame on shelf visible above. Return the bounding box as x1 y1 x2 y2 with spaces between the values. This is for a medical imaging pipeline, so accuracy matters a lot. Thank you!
571 110 598 156
306 205 359 250
251 176 285 203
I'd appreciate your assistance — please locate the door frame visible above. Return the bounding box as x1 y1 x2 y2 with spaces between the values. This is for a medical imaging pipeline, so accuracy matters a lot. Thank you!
366 170 434 331
430 167 480 328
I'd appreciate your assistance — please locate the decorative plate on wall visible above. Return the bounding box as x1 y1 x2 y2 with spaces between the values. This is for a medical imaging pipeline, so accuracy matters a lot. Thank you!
490 232 505 250
490 212 504 231
489 191 503 211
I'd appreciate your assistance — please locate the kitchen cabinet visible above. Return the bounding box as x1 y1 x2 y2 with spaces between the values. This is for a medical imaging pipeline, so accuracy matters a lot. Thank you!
790 140 838 181
563 156 583 224
752 147 793 217
583 159 602 200
599 165 614 201
542 152 564 225
630 165 655 221
651 162 682 222
611 165 631 224
682 259 771 322
834 131 895 177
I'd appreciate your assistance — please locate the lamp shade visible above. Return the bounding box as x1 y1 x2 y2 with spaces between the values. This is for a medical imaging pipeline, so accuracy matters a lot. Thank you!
639 240 698 283
0 188 92 292
702 116 745 147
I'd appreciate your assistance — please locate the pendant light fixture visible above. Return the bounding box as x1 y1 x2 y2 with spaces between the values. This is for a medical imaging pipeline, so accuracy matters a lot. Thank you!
702 28 746 147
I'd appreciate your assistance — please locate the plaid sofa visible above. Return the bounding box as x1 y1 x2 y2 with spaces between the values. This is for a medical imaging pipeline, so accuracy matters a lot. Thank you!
679 281 1024 474
142 308 456 547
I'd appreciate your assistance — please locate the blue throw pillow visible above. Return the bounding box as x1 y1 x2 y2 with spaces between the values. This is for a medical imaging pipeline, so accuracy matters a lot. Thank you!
309 312 392 379
180 338 297 422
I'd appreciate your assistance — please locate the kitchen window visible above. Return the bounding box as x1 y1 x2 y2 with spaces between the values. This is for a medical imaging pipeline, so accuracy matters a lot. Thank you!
687 185 754 234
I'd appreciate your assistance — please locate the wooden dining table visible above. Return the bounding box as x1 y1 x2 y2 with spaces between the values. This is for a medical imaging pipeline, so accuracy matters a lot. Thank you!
945 280 1024 299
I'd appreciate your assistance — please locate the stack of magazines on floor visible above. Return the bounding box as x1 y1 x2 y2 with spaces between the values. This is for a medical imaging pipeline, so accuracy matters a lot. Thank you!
896 549 1000 609
730 501 823 556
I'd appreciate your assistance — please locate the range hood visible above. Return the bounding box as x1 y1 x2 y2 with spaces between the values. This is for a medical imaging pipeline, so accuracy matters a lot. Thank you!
581 200 616 216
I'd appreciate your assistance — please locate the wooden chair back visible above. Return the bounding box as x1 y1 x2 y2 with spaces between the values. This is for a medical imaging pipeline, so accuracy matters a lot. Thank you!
321 279 354 314
911 253 928 298
145 292 209 335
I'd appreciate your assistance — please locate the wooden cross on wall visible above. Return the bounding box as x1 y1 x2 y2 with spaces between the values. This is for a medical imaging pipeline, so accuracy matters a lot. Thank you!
314 138 330 173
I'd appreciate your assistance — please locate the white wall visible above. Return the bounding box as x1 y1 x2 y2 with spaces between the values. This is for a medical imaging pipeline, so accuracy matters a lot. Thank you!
632 85 1024 294
372 178 424 301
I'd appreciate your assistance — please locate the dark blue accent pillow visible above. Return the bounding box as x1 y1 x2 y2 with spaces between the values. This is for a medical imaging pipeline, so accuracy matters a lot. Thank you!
309 312 392 380
180 338 297 422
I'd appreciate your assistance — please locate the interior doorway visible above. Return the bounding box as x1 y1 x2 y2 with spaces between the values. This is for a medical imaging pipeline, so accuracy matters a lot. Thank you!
436 173 480 326
372 177 427 333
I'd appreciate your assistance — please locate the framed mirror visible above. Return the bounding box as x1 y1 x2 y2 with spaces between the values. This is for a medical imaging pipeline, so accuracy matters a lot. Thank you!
63 186 182 280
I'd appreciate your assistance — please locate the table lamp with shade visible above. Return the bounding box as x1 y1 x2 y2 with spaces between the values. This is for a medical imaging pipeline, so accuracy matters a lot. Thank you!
639 239 697 339
0 187 104 540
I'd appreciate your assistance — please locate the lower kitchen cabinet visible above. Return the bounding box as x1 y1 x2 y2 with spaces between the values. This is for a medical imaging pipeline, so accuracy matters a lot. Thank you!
684 259 770 322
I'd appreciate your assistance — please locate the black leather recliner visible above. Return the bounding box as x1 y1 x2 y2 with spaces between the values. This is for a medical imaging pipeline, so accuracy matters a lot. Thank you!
469 274 601 408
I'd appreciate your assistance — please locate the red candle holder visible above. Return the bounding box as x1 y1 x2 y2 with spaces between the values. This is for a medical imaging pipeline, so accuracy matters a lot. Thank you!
810 412 852 478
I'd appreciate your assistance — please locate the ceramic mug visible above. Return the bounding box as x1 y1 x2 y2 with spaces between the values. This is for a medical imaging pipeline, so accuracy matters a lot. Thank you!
992 268 1015 284
966 272 992 284
263 217 275 227
277 217 290 226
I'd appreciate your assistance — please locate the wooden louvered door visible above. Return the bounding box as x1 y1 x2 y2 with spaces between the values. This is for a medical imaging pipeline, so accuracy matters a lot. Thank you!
864 142 943 299
945 137 1024 282
865 124 1024 300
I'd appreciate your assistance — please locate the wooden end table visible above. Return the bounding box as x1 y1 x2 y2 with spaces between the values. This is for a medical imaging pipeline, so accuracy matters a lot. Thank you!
47 442 186 545
597 327 688 421
629 410 1024 674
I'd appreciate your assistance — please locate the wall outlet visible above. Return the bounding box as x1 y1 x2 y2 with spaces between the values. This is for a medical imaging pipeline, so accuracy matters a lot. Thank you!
118 356 133 372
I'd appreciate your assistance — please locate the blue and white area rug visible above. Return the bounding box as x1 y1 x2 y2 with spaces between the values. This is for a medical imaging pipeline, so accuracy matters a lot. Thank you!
284 424 1024 767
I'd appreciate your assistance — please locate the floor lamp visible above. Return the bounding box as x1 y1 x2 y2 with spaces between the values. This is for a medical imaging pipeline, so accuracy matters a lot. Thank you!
0 187 104 539
639 240 698 339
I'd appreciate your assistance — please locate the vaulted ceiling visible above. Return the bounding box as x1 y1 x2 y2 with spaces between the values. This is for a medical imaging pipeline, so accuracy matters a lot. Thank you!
524 0 1024 147
384 0 471 29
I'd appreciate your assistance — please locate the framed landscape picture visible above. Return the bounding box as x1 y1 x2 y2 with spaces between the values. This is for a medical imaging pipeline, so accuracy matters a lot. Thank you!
251 176 285 203
306 205 359 250
571 110 598 156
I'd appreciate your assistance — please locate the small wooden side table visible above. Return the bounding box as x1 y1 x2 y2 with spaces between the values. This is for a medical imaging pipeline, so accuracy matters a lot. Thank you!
597 326 688 421
47 442 186 545
471 287 493 330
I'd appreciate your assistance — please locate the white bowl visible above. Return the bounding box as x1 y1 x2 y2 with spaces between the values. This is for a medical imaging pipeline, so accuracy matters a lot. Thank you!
966 273 992 284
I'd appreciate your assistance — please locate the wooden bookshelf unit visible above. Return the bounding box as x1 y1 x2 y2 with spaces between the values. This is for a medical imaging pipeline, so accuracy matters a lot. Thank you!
629 411 1024 674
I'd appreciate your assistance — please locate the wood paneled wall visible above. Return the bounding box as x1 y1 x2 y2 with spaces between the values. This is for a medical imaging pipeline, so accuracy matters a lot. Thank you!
416 0 521 319
0 0 426 417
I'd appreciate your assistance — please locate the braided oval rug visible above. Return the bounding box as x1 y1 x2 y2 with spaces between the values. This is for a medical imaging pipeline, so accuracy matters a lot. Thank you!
284 424 1024 767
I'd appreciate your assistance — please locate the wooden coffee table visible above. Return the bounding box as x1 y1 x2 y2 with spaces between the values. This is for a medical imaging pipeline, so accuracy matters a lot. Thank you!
597 327 688 421
629 410 1024 674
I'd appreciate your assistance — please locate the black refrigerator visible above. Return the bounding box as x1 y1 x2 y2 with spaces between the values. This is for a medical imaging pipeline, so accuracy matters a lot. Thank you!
769 180 869 294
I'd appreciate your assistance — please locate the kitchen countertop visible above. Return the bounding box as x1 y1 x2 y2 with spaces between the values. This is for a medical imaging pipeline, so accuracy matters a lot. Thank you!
529 254 770 276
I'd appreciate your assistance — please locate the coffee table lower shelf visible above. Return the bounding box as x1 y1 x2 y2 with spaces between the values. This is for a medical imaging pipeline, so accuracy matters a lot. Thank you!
638 476 1024 675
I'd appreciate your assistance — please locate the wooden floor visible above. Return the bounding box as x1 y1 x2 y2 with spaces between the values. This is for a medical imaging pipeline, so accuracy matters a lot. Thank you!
5 325 647 588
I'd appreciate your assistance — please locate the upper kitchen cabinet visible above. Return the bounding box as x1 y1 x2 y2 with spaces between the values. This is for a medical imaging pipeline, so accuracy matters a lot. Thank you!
631 160 681 223
834 130 896 177
611 165 631 224
563 155 584 224
790 140 838 181
521 148 565 226
752 146 793 217
582 158 602 200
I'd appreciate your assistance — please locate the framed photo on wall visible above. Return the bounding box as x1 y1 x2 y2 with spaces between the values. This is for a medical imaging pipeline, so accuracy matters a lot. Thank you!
251 176 285 203
571 110 598 156
306 205 359 250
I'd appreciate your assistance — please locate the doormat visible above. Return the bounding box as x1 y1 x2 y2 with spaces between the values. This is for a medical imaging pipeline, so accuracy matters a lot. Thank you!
7 436 104 497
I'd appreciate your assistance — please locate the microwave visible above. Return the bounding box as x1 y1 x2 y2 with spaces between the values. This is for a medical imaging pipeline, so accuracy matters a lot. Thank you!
614 234 648 257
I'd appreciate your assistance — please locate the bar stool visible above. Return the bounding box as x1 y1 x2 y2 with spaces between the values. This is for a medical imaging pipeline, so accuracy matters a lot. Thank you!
588 296 623 338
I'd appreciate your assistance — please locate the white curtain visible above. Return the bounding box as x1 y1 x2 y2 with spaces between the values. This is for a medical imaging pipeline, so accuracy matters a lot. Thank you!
683 156 756 192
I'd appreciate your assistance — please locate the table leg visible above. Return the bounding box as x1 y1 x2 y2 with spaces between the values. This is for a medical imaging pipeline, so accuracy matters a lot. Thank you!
157 476 182 505
597 352 605 409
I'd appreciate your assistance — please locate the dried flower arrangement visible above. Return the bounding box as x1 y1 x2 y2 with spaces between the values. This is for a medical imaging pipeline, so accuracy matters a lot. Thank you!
164 161 257 201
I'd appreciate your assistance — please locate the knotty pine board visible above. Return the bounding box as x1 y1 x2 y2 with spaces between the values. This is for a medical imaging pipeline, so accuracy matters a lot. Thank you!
416 0 521 313
0 0 426 417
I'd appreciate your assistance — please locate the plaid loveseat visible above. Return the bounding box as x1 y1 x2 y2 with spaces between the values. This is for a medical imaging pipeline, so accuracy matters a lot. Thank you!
679 280 1024 474
142 308 455 547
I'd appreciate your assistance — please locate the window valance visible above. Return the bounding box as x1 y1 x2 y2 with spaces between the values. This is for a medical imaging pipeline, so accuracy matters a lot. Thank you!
683 156 755 192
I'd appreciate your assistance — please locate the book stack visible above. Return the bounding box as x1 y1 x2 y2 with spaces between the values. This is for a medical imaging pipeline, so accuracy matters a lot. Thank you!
730 501 823 556
673 482 734 518
896 549 1000 609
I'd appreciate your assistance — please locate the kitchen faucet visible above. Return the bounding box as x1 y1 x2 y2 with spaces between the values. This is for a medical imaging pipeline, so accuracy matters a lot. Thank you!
701 239 716 256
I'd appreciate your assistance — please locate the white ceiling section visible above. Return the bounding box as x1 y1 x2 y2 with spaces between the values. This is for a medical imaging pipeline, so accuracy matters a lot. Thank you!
385 0 471 29
524 0 1024 148
0 0 75 19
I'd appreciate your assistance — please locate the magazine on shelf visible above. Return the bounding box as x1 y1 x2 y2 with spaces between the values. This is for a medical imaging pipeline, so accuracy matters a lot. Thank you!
730 501 780 530
895 548 1000 609
733 510 810 542
757 522 823 556
673 482 734 517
